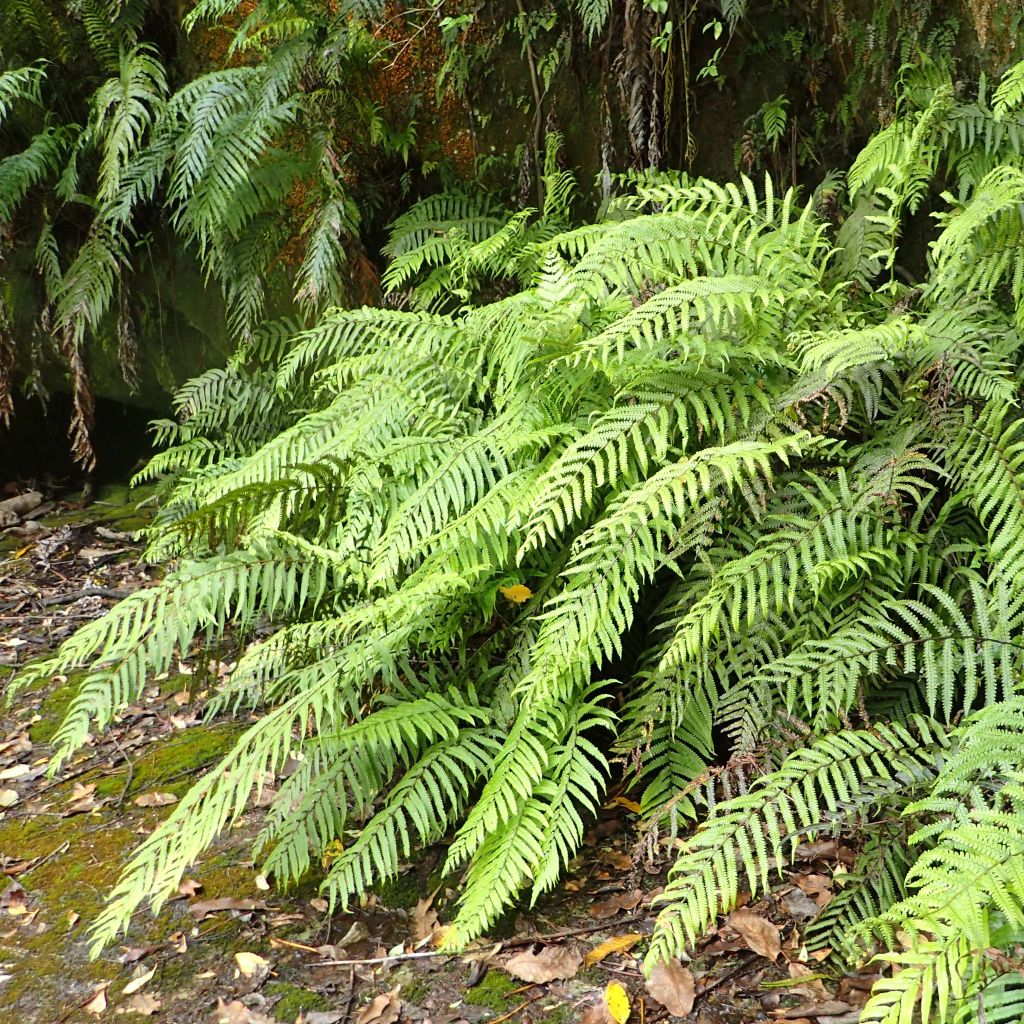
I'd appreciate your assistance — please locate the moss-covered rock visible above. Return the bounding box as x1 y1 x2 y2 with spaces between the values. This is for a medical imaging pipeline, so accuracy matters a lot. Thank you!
465 969 519 1011
267 983 331 1022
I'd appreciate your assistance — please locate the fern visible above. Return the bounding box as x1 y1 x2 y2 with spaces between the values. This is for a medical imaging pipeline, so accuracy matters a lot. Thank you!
16 58 1024 1024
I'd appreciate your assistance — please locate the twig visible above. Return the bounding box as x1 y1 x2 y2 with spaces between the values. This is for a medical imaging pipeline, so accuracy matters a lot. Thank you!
16 839 70 879
694 952 759 1003
501 912 650 947
339 966 355 1023
39 586 132 607
313 913 652 967
110 735 134 810
313 949 447 968
489 992 550 1024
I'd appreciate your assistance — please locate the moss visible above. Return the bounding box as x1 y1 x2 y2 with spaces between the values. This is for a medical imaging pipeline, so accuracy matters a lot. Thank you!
92 723 242 800
374 869 422 910
537 1003 573 1023
465 970 519 1011
267 983 330 1022
0 812 136 1021
28 674 86 743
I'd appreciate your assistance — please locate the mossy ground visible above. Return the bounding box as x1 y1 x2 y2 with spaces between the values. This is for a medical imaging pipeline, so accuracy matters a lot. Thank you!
465 969 520 1010
267 982 331 1021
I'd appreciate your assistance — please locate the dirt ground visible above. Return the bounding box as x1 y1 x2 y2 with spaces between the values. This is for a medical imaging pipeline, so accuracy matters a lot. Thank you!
0 483 880 1024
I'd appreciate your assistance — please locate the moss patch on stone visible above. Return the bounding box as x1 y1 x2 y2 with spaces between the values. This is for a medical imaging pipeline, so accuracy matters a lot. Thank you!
268 983 330 1022
465 969 519 1011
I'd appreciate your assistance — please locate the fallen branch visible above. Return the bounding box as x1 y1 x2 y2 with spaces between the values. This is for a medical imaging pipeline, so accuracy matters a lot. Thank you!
38 586 133 607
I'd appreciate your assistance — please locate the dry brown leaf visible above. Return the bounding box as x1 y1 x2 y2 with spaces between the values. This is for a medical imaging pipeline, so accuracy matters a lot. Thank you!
213 998 275 1024
584 933 643 967
84 984 109 1016
354 989 401 1024
123 993 161 1016
0 764 30 781
176 878 202 898
133 791 178 808
787 962 831 1000
122 967 155 996
505 945 582 983
728 908 781 961
188 897 266 921
590 889 644 919
603 851 634 871
234 951 270 978
411 893 439 942
646 959 696 1016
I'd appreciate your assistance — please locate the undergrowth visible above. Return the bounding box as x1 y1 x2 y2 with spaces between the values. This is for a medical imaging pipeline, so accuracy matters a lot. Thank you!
14 57 1024 1024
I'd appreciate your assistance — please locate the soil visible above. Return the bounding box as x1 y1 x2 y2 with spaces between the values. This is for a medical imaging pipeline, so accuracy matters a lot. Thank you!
0 483 878 1024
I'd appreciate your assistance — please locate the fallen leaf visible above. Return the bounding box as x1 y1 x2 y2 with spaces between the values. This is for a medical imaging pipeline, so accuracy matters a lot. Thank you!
189 897 266 921
234 951 270 977
1 883 28 916
606 796 642 813
177 878 202 898
354 988 401 1024
499 583 533 603
590 889 643 919
412 892 440 942
505 945 582 983
254 874 270 891
602 850 634 871
605 981 631 1023
124 993 161 1016
67 910 80 929
783 887 821 921
120 944 161 965
787 962 830 999
302 1014 345 1024
213 998 275 1024
646 959 695 1016
309 897 329 913
133 791 178 808
0 789 19 808
84 984 109 1016
0 764 30 781
585 933 643 967
68 782 97 802
728 908 781 961
122 967 155 996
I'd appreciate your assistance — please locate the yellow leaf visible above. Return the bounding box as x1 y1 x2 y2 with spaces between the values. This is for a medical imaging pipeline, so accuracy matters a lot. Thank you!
585 933 643 967
320 838 345 869
605 796 643 814
499 583 533 604
605 981 631 1023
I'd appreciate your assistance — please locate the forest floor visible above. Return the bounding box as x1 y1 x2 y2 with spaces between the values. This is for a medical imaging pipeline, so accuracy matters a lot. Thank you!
0 483 880 1024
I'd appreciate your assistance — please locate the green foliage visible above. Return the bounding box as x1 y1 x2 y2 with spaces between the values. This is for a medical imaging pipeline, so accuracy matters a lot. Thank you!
16 54 1024 1024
